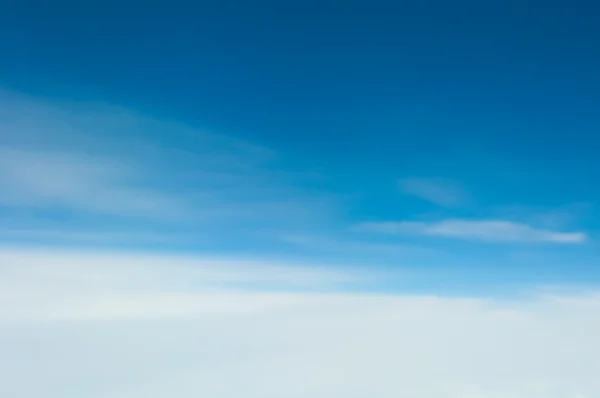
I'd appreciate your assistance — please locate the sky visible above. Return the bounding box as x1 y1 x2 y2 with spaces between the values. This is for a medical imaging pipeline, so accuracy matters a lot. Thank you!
1 1 600 397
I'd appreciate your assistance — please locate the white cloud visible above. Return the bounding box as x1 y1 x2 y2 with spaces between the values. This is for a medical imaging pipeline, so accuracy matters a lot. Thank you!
399 177 469 207
0 146 189 218
358 219 587 244
0 248 365 308
0 247 599 398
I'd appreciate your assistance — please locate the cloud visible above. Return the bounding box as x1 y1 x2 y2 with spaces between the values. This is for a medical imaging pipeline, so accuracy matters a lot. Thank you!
358 219 587 244
489 202 592 230
399 177 469 207
0 226 200 245
1 247 599 398
0 146 189 218
0 248 366 312
0 89 337 241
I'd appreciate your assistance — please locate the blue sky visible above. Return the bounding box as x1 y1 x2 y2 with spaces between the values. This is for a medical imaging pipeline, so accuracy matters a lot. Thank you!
2 1 600 294
3 2 600 397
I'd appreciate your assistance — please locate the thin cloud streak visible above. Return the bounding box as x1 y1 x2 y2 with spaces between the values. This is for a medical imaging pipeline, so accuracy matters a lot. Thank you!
399 178 469 207
358 219 587 244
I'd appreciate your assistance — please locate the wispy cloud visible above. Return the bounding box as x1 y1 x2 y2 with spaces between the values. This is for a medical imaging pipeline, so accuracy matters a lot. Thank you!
0 247 369 322
399 177 469 207
358 219 587 244
489 202 592 230
0 146 190 219
1 247 393 324
0 225 202 246
0 89 336 243
0 247 599 397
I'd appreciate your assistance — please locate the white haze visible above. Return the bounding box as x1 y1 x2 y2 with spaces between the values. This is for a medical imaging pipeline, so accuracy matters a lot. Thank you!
1 247 599 398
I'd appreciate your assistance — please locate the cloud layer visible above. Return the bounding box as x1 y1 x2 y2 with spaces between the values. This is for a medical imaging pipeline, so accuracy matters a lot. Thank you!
359 219 587 244
1 247 599 398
